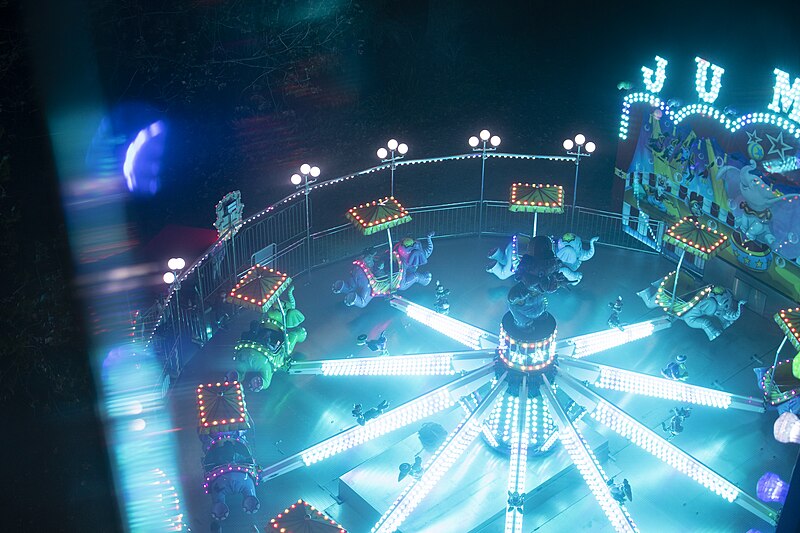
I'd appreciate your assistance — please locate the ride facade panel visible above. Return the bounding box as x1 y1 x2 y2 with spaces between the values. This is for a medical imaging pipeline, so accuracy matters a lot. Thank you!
616 55 800 303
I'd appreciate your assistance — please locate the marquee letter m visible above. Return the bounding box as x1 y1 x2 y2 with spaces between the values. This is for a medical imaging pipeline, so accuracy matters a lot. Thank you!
768 68 800 123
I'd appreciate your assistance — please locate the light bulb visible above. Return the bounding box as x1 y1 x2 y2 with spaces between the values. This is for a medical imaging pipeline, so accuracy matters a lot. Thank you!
563 139 574 151
468 136 479 147
300 163 311 175
163 272 176 284
574 133 586 145
757 472 789 503
387 139 398 150
377 147 388 159
397 143 408 155
490 135 501 147
291 173 302 185
774 412 800 443
310 166 320 177
585 141 596 153
479 129 491 141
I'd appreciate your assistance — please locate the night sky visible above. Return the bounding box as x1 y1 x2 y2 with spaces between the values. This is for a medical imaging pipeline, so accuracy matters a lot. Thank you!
5 0 800 530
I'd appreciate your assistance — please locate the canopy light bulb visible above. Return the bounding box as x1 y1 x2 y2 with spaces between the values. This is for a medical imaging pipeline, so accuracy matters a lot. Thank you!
479 129 491 141
397 143 408 155
163 272 176 284
300 163 311 175
563 139 574 151
490 135 501 147
387 139 398 150
585 141 596 153
574 134 586 145
377 147 388 159
310 166 321 178
291 173 302 185
469 136 479 147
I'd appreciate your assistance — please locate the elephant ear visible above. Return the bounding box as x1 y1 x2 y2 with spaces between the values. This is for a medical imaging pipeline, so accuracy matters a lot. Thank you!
557 246 578 264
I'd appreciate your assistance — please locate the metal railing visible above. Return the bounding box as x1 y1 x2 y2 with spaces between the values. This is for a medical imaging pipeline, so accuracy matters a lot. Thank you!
145 199 661 392
140 153 665 392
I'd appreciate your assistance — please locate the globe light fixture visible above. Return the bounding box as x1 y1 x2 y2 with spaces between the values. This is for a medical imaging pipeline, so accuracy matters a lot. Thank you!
563 133 596 214
469 129 502 234
292 164 321 274
774 412 800 443
163 256 186 345
757 472 789 504
377 138 408 196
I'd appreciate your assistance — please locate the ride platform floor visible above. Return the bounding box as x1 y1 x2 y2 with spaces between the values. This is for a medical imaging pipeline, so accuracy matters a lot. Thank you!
169 236 798 533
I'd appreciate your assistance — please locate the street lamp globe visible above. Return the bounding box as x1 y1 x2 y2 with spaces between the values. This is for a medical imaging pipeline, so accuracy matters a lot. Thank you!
397 143 409 155
387 139 398 150
310 166 321 178
291 173 302 185
479 129 491 141
300 163 311 175
574 133 586 146
168 257 184 271
490 135 501 147
563 139 574 151
377 147 388 159
585 141 596 153
468 136 479 147
163 272 176 284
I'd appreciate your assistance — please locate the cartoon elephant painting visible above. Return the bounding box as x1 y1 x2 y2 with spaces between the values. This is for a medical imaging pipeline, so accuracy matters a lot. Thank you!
720 159 800 246
554 233 599 285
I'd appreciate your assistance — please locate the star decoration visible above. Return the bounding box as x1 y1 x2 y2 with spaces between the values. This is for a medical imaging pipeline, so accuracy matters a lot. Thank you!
746 129 763 145
766 131 794 162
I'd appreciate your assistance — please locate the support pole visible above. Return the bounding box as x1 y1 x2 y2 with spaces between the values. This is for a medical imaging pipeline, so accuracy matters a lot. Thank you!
478 146 487 236
387 227 394 295
671 248 686 311
532 212 538 238
304 183 312 277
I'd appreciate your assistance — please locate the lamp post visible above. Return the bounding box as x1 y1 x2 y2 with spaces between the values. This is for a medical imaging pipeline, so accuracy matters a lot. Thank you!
377 139 408 197
163 257 185 357
469 129 501 235
563 134 595 223
291 164 321 275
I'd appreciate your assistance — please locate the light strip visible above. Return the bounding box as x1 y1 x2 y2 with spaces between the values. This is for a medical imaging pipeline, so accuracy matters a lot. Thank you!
558 357 764 412
259 364 495 482
556 372 778 526
618 91 800 141
559 318 670 359
541 376 639 533
288 350 496 376
372 375 508 533
390 297 498 350
504 378 530 533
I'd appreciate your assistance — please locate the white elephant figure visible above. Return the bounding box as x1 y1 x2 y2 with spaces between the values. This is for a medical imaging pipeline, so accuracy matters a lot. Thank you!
681 286 746 341
555 233 599 285
638 279 745 341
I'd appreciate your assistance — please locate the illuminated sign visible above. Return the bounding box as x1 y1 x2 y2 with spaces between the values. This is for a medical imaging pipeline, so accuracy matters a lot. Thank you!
639 55 799 121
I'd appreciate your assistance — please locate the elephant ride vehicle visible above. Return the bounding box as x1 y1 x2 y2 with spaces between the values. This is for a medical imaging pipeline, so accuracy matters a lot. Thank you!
196 380 260 521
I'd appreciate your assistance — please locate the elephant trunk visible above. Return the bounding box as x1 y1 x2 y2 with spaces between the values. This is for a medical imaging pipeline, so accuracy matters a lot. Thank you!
579 239 597 261
421 234 434 258
723 300 745 322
